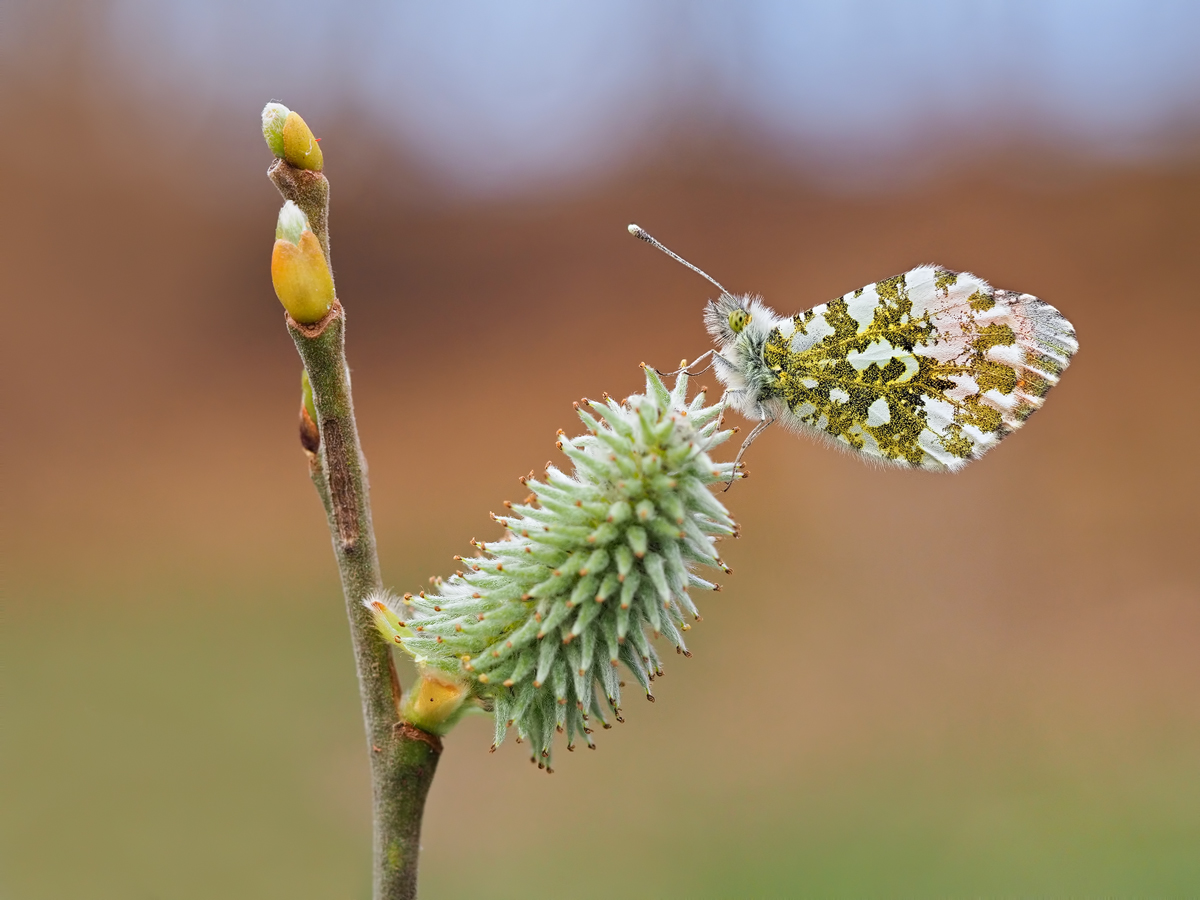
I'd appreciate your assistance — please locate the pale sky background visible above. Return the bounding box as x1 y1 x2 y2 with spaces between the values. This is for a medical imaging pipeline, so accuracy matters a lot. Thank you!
7 1 1199 193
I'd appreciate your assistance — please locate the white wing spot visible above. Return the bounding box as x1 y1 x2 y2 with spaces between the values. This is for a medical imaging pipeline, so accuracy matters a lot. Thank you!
846 288 879 328
866 397 890 426
846 338 919 382
829 387 850 403
847 338 895 370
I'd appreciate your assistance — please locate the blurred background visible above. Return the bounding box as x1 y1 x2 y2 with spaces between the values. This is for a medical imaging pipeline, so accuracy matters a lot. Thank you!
4 2 1199 897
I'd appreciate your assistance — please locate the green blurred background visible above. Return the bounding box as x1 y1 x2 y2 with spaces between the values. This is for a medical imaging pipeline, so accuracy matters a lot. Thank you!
5 3 1199 897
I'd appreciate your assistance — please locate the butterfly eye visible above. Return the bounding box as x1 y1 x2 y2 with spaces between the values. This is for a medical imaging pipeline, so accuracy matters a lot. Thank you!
728 309 752 334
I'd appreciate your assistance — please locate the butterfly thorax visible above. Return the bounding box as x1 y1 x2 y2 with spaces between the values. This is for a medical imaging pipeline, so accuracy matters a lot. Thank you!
704 293 786 420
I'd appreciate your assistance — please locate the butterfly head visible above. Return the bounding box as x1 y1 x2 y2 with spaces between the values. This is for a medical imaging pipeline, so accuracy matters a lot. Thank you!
704 293 771 347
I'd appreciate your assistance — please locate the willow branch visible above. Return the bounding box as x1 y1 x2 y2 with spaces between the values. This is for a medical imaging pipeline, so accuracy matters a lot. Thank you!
271 160 439 900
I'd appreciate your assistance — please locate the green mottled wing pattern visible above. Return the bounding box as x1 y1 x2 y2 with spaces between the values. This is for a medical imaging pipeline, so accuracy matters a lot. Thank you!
757 266 1077 470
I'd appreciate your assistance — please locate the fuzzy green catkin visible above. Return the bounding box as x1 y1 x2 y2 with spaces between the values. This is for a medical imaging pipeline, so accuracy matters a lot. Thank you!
367 366 739 769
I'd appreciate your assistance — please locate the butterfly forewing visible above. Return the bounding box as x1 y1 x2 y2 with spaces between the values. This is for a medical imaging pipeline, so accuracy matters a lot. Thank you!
763 266 1077 470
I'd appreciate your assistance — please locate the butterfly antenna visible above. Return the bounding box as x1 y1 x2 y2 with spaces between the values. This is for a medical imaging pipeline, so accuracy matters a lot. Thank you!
628 224 729 295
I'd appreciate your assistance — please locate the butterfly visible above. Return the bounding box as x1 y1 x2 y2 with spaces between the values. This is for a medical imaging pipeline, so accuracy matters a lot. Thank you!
629 225 1078 479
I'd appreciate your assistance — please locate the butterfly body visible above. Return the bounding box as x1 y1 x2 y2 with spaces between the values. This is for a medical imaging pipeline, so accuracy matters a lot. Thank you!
705 265 1078 471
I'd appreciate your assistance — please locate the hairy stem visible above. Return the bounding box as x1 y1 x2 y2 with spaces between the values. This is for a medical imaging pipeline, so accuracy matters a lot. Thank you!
269 158 331 266
272 160 439 900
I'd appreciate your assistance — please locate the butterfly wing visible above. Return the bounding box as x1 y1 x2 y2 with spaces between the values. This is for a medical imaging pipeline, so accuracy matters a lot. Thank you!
763 266 1077 470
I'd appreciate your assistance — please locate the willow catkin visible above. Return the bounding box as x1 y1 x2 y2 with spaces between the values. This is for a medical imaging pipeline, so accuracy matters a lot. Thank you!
367 365 739 768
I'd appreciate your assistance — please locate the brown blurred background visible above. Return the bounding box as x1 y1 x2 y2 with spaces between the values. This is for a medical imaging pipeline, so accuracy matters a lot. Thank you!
5 3 1199 897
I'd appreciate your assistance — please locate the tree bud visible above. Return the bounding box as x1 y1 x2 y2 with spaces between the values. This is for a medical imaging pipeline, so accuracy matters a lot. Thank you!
271 201 334 323
299 369 319 453
402 670 470 735
261 102 289 157
281 110 323 171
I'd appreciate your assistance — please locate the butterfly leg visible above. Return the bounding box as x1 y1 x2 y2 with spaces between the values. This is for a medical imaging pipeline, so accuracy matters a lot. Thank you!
653 349 715 377
715 386 745 430
725 415 774 491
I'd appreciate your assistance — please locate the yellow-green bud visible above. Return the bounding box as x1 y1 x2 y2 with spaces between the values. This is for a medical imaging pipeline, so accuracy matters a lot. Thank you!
402 669 470 735
301 369 317 424
271 201 334 323
299 369 320 454
281 111 323 171
261 102 290 157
